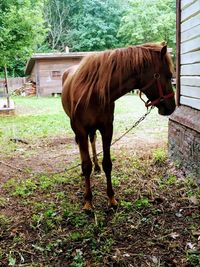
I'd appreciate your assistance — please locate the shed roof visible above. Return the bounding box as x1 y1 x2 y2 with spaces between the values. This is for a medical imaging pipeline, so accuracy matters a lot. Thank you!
25 52 96 75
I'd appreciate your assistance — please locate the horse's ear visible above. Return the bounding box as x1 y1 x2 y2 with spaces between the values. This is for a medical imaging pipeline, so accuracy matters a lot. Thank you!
161 45 167 58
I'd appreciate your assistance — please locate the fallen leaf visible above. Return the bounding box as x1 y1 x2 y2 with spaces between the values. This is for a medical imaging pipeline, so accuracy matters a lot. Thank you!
192 230 200 236
189 196 199 205
169 232 180 239
186 242 196 250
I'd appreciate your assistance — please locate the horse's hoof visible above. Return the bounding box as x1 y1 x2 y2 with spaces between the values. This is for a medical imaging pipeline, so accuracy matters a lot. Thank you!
83 201 94 213
108 197 118 209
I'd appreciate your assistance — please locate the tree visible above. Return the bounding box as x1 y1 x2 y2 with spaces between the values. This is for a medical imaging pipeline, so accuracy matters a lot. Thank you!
67 0 123 51
43 0 124 52
0 0 46 76
44 0 69 51
43 0 85 51
118 0 176 51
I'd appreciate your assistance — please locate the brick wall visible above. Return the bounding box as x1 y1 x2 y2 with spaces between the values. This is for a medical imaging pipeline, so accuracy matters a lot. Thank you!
168 106 200 180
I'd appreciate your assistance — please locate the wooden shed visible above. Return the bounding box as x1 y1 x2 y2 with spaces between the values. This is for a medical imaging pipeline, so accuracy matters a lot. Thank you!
25 52 92 96
168 0 200 178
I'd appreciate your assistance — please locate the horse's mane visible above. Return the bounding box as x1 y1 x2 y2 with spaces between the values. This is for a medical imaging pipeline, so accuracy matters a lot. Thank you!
69 43 174 113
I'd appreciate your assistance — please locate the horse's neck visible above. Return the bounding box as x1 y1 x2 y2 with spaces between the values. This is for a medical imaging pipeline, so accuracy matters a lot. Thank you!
110 73 139 102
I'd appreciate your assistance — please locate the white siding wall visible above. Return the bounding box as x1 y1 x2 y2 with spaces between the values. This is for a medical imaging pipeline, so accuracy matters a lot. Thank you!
180 0 200 110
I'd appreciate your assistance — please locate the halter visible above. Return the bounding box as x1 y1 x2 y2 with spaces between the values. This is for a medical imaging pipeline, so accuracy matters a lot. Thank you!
139 72 174 107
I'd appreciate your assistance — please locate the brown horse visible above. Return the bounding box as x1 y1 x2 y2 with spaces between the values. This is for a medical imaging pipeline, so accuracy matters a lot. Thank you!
62 43 176 210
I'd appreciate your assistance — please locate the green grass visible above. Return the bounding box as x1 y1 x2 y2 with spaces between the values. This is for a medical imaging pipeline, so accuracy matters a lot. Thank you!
153 148 167 163
0 96 71 140
0 95 169 156
3 95 168 139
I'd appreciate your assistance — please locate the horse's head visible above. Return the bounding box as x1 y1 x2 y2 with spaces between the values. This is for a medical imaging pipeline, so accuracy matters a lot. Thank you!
139 44 176 116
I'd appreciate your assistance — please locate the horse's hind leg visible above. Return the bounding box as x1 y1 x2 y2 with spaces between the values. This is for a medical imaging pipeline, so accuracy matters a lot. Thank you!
78 135 93 210
100 126 118 208
89 132 101 173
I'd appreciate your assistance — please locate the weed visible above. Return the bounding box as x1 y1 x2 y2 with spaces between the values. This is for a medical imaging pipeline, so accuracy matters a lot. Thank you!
120 200 133 209
131 159 141 169
63 210 87 227
8 253 16 266
70 249 85 267
0 214 11 226
70 231 82 241
166 175 177 185
157 174 177 188
135 197 150 209
124 188 135 195
32 201 47 211
112 175 121 187
31 213 43 228
3 178 17 189
13 179 37 197
56 192 65 199
153 148 167 164
0 197 6 207
45 239 64 252
187 250 200 266
111 211 126 224
189 224 199 231
39 175 55 190
92 238 115 263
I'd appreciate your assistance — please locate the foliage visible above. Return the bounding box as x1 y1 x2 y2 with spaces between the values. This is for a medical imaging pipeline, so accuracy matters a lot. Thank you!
44 0 124 51
118 0 176 51
43 0 69 51
153 148 167 164
0 0 46 76
0 0 176 76
66 0 124 51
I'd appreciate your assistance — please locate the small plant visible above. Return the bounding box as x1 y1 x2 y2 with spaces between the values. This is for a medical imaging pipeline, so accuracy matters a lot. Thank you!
153 148 167 164
8 252 16 266
70 249 85 267
13 179 37 197
112 175 121 186
166 175 177 185
187 250 200 266
63 210 87 227
70 231 81 241
31 213 43 228
120 200 133 209
135 197 150 209
0 197 6 207
0 214 10 226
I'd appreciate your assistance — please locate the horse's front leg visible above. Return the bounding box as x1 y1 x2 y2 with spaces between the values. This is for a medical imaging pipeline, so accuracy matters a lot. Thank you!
78 135 93 210
100 125 118 208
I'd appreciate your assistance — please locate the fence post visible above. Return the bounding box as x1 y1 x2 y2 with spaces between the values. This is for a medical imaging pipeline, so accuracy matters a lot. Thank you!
4 65 10 108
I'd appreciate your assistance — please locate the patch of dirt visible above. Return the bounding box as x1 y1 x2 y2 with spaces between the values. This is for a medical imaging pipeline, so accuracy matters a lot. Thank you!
0 134 166 183
0 137 76 182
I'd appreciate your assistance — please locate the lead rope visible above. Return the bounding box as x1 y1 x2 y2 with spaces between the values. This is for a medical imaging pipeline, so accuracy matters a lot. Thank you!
59 105 155 174
110 105 154 148
2 106 154 174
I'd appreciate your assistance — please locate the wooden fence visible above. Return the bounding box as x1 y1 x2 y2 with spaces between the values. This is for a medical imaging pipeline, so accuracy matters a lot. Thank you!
0 77 26 94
